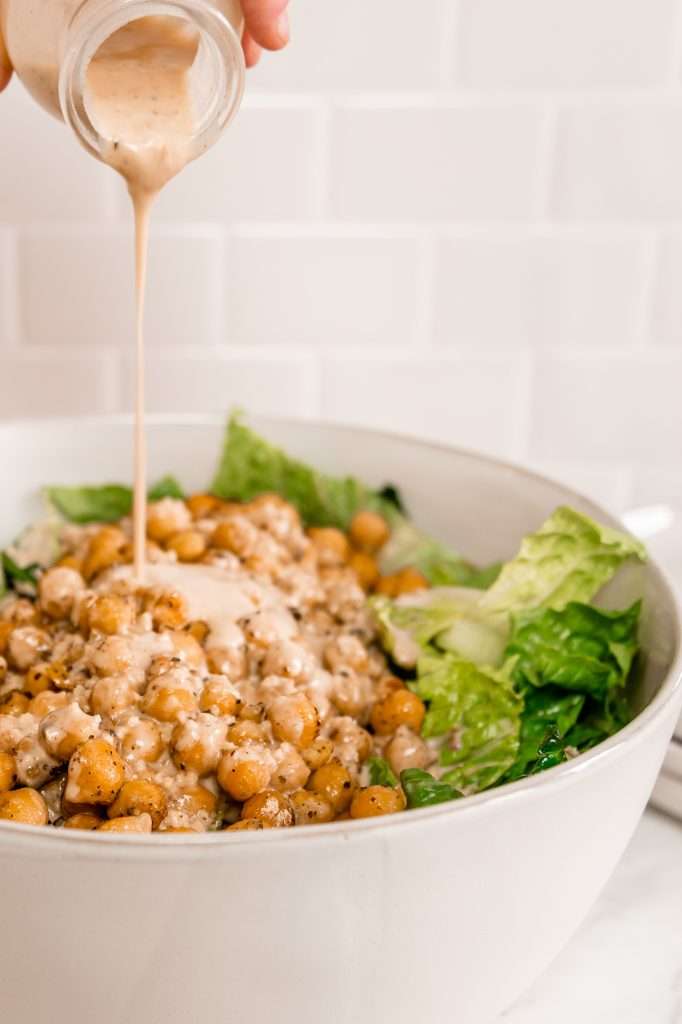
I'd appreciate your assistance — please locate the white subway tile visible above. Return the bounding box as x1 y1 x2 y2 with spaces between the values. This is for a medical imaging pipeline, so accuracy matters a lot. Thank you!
18 228 222 348
332 103 542 221
434 232 646 348
149 105 323 223
319 354 530 457
0 352 119 417
529 352 682 462
0 81 113 223
552 103 682 221
631 468 682 584
120 352 317 417
457 0 676 88
225 232 419 347
650 233 682 344
249 0 449 91
0 229 17 347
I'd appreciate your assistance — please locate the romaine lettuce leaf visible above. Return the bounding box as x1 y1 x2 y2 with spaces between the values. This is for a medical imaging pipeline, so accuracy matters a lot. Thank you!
0 552 40 596
504 688 585 782
378 517 480 588
400 768 461 808
211 412 390 529
413 653 522 793
506 601 641 700
46 477 185 524
367 757 398 788
481 506 646 613
371 588 508 669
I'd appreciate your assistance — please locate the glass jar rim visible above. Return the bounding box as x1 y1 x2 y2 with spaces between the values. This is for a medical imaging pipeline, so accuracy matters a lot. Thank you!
59 0 245 161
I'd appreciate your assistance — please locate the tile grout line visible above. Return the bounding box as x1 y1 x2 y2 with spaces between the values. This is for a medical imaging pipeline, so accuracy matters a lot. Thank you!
632 229 661 349
439 0 462 88
530 101 559 223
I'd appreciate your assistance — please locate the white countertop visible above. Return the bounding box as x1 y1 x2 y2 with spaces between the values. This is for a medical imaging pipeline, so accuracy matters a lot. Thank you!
501 810 682 1023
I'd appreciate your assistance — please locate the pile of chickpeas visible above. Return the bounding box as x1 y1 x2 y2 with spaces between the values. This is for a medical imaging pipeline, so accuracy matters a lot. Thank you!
0 492 433 834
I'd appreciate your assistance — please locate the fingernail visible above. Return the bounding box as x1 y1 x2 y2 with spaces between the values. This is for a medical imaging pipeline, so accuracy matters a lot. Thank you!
275 10 289 44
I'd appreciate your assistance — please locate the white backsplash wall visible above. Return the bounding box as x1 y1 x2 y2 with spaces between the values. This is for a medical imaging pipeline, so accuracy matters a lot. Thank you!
0 0 680 578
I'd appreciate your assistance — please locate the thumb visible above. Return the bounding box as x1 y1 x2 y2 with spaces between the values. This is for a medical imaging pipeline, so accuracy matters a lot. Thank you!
240 0 290 52
0 32 12 92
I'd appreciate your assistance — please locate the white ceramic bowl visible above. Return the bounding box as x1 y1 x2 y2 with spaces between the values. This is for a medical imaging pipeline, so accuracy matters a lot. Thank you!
1 416 680 1024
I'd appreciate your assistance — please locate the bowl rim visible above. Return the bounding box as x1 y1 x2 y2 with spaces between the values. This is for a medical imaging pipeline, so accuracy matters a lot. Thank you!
1 412 680 853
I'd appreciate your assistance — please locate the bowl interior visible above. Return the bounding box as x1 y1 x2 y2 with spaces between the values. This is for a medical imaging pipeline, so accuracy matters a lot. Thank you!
1 414 678 716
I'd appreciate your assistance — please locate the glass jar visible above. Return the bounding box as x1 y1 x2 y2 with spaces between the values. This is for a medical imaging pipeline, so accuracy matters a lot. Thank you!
0 0 245 164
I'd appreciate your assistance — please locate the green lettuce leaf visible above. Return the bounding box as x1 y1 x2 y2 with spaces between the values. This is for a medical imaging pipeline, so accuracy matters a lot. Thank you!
504 688 585 782
378 517 478 588
413 653 522 793
0 552 40 596
46 477 185 524
507 601 641 700
148 476 185 501
400 768 461 808
481 506 646 613
371 588 508 669
367 757 398 788
211 413 495 587
211 412 390 529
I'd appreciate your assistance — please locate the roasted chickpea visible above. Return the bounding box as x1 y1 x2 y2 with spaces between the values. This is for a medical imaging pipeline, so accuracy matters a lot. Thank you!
301 736 334 770
217 748 271 802
206 643 247 678
64 738 126 806
0 621 13 655
99 813 153 833
82 526 127 581
199 677 238 717
241 790 294 828
267 693 319 749
0 691 29 717
307 527 350 565
146 499 192 543
386 726 430 775
38 566 85 620
228 720 266 745
142 679 197 723
167 631 205 671
0 787 48 826
167 530 207 563
174 784 217 818
108 780 167 829
171 715 227 775
24 662 52 697
87 593 136 635
211 516 258 557
150 590 189 631
40 703 101 761
307 759 354 814
375 567 428 597
90 635 136 677
270 744 310 793
225 818 265 832
63 811 102 830
289 789 334 826
350 786 405 819
349 511 390 553
370 688 425 736
90 676 138 719
348 551 380 590
0 655 6 684
8 626 50 671
186 493 221 519
29 690 68 717
0 751 17 792
120 719 164 763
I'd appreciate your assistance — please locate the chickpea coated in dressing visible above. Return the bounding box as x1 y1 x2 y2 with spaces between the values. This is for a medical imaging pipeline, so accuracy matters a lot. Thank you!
0 496 433 833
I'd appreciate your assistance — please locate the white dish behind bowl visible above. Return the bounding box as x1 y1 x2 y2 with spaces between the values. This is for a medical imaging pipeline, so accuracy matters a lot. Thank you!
0 416 680 1024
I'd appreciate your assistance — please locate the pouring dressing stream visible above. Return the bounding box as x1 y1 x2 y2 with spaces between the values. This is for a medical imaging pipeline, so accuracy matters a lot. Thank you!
0 0 246 581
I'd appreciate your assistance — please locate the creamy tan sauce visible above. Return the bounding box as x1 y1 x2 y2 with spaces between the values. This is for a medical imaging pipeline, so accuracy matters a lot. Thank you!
85 17 202 581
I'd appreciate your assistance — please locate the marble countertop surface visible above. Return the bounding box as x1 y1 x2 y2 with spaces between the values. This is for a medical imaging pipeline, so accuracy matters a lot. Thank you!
500 810 682 1023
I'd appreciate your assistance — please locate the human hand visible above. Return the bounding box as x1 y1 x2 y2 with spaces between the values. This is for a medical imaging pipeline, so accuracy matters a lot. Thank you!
0 30 11 92
241 0 290 67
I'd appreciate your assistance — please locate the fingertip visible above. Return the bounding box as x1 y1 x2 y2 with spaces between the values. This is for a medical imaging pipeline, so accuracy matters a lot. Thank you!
241 0 290 52
242 31 262 68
